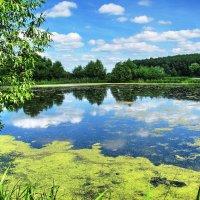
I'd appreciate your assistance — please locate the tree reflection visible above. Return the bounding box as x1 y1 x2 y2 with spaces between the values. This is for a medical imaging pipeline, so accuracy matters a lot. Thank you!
111 85 200 103
0 85 200 123
111 87 137 105
72 86 107 105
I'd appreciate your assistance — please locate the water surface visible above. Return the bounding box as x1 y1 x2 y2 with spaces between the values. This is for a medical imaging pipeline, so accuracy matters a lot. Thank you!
1 85 200 170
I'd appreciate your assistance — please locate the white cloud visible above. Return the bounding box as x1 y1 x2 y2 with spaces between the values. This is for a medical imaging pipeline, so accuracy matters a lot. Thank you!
99 3 125 15
44 1 77 18
90 33 164 53
131 16 154 24
143 26 154 31
120 29 200 43
116 17 128 23
138 0 152 6
52 32 84 51
158 20 172 25
59 54 96 62
88 39 105 46
92 41 164 53
172 41 200 54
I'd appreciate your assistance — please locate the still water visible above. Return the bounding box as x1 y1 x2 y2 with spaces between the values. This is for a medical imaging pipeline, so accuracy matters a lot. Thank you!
1 85 200 171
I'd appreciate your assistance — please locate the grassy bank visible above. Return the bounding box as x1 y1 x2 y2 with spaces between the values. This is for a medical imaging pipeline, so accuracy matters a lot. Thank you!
35 77 200 86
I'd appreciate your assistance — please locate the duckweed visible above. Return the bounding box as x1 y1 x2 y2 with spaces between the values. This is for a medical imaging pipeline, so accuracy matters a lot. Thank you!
0 136 200 200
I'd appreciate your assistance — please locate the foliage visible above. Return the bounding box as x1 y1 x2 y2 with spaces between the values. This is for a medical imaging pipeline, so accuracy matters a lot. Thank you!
135 66 165 80
189 63 200 76
72 65 85 79
123 59 138 79
111 62 132 82
11 54 200 85
0 0 51 106
33 55 69 81
133 54 200 76
84 59 106 79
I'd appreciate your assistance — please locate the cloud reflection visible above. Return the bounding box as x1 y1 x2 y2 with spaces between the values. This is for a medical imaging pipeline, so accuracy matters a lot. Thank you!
92 98 200 127
12 107 84 129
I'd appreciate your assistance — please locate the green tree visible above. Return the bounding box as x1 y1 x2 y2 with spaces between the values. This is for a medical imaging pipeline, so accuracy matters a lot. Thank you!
73 65 85 78
0 0 51 107
135 66 165 80
123 59 138 79
111 62 132 82
134 54 200 76
33 55 53 81
189 63 200 77
84 59 106 79
51 61 67 79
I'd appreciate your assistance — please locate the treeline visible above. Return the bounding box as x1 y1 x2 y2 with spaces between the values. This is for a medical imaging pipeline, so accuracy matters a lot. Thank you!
32 54 200 82
32 54 70 81
133 54 200 76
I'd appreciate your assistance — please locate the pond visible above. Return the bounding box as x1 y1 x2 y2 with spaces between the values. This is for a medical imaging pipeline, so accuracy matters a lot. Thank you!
0 84 200 199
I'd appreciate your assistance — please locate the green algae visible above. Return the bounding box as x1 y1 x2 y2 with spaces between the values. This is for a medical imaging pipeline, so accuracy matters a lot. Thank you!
185 125 200 132
186 137 200 148
0 136 200 200
154 128 173 132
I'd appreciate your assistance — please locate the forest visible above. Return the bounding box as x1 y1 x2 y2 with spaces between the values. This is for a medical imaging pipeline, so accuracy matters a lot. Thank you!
29 54 200 83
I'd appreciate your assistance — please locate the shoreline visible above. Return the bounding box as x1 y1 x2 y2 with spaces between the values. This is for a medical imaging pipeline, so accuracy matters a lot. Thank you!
33 82 200 88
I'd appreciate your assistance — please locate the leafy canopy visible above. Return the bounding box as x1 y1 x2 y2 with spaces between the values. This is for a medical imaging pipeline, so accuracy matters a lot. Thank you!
0 0 51 108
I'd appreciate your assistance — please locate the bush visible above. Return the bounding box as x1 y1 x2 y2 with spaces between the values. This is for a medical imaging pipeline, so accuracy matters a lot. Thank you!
135 66 165 80
111 62 132 82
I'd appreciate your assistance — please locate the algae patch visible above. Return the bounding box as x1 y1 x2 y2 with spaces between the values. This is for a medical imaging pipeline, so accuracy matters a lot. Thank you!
154 128 173 132
0 135 200 200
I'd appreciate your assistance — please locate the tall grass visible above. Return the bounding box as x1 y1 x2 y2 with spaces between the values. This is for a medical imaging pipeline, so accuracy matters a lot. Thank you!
197 186 200 200
0 168 59 200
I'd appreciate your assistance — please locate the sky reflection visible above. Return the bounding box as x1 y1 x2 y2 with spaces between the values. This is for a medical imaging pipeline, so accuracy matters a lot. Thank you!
1 85 200 170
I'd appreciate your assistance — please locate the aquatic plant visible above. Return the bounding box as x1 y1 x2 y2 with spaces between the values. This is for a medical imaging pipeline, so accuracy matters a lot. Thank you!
0 136 200 199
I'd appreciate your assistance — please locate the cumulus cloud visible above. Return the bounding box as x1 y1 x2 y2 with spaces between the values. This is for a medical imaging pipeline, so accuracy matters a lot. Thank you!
158 20 172 25
172 41 200 54
58 54 96 62
91 41 164 53
52 32 84 51
131 16 154 24
143 26 154 31
44 1 77 18
122 29 200 43
99 3 125 15
89 33 164 53
116 17 128 23
138 0 152 6
88 39 105 46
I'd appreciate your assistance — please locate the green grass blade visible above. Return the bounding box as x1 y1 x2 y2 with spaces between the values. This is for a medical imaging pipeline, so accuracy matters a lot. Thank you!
0 166 10 185
196 186 200 200
146 182 151 200
95 190 107 200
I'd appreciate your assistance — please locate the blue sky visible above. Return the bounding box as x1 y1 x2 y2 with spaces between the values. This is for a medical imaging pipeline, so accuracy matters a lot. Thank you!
38 0 200 72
